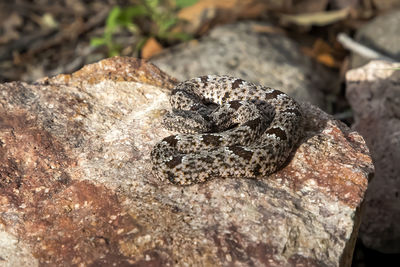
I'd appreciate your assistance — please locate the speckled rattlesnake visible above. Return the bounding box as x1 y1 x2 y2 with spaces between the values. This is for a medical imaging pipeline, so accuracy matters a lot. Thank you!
150 75 303 185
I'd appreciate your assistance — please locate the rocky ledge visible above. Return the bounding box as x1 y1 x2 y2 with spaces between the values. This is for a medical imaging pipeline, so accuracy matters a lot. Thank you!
0 57 373 266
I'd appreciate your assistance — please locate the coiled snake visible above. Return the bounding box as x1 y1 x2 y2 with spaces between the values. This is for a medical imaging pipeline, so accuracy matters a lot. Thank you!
151 75 303 185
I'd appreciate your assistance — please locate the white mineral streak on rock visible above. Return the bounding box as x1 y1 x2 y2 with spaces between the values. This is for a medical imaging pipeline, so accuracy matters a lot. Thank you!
0 229 38 267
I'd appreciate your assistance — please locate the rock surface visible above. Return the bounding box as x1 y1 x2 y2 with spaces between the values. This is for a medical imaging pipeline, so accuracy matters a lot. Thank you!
350 10 400 68
152 21 337 109
346 60 400 253
0 57 372 266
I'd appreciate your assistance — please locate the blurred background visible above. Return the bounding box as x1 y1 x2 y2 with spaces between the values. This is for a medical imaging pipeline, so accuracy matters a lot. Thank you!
1 0 400 266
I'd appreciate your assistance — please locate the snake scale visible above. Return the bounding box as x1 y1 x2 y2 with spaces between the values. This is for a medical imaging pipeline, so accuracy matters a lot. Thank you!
150 75 303 185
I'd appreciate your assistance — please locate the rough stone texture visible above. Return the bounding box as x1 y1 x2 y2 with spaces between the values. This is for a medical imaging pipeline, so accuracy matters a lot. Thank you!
152 21 337 109
350 10 400 68
346 60 400 253
0 57 372 266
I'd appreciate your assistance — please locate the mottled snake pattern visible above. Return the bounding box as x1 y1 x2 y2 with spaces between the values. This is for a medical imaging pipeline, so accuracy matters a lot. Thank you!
151 75 303 185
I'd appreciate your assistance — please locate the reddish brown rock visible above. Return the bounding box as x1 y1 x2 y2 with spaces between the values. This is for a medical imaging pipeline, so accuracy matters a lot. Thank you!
0 57 372 266
346 60 400 253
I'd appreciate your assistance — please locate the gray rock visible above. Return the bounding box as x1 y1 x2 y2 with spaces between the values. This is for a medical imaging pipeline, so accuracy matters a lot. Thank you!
0 57 372 266
152 21 336 109
351 10 400 68
346 60 400 253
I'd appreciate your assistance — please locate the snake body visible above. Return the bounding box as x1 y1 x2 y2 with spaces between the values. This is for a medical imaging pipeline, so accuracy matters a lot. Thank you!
151 75 303 185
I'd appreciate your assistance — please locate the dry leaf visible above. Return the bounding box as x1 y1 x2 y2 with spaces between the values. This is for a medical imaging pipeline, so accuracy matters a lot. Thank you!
316 53 338 68
302 39 342 68
280 8 350 27
42 13 59 29
251 24 286 34
177 0 283 34
141 37 163 59
0 12 23 44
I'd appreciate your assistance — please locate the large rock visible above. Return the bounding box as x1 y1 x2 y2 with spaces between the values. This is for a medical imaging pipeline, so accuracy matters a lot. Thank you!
346 60 400 253
152 21 336 109
350 10 400 68
0 57 372 266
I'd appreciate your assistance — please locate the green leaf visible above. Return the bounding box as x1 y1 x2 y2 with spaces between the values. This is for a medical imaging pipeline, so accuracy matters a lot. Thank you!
118 5 149 26
174 32 192 41
106 6 122 31
108 43 121 57
90 37 106 47
175 0 198 9
136 37 149 52
126 23 140 34
158 17 177 34
98 2 196 57
146 0 160 10
109 49 120 57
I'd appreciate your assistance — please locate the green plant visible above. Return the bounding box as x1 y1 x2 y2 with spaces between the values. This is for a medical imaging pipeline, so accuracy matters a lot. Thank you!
91 0 198 57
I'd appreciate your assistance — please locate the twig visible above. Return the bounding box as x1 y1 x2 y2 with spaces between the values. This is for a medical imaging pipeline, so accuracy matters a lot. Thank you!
20 8 108 61
1 8 109 62
0 28 57 61
337 32 397 62
4 2 83 16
